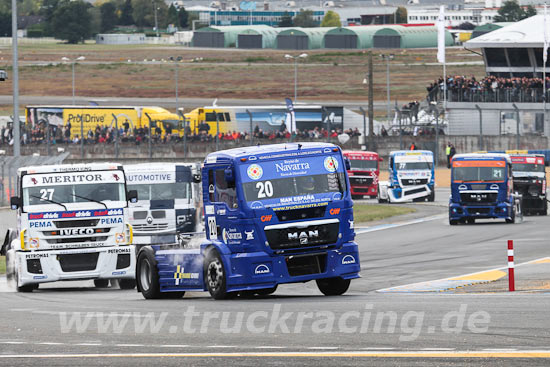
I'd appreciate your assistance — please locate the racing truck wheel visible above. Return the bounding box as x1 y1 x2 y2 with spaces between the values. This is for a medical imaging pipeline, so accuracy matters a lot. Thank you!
449 218 458 225
316 277 351 296
94 279 109 288
506 206 516 224
118 279 137 290
428 191 435 202
7 251 33 292
204 249 236 300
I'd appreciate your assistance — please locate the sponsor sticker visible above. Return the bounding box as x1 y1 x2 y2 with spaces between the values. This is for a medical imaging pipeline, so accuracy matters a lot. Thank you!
324 157 338 172
115 233 126 243
247 164 263 180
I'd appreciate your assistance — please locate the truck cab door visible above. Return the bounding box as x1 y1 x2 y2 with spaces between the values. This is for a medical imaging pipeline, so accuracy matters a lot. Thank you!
205 166 239 242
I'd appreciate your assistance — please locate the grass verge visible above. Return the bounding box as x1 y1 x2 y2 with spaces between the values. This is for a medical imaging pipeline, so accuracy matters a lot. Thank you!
353 204 416 223
0 256 5 274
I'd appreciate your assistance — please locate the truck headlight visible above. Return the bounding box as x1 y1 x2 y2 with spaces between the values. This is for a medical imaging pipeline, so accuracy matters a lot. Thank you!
124 223 133 245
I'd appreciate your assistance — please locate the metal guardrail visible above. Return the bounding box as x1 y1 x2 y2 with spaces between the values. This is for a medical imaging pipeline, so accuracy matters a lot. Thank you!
446 89 550 104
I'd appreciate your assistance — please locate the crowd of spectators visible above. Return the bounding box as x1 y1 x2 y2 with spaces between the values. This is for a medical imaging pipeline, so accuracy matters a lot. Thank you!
0 121 364 146
427 75 550 103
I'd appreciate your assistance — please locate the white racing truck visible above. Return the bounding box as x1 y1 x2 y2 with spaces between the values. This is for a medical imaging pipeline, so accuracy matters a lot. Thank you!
1 163 138 292
378 150 435 203
124 163 202 247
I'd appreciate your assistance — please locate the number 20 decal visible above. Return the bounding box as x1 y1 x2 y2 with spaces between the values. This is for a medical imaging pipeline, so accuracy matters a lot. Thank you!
256 181 273 198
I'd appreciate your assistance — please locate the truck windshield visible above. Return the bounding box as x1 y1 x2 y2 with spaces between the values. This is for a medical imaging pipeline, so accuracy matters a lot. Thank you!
454 167 506 182
127 182 190 201
512 163 545 173
21 170 127 209
242 173 345 202
350 159 377 170
23 183 125 207
396 161 432 170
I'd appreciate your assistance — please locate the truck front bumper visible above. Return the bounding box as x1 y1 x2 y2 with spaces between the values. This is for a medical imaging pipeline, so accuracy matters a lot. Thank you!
15 245 136 286
449 202 512 220
224 242 361 292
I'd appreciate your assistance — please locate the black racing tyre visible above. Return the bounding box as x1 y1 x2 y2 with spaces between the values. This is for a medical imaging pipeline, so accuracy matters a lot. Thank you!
12 260 33 293
428 191 435 202
118 279 137 290
449 218 458 225
204 248 236 300
316 277 351 296
136 247 162 299
94 279 109 288
466 218 475 224
542 202 547 216
506 206 516 224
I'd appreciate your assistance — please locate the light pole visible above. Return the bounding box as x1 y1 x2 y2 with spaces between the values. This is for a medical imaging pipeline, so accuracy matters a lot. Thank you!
153 0 159 37
169 56 183 113
380 54 394 124
61 56 85 105
12 0 20 156
284 53 308 102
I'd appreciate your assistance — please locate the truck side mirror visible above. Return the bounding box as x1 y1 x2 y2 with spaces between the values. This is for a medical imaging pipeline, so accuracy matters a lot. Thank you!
344 158 351 171
193 174 202 183
224 167 235 185
127 190 138 203
379 157 384 161
10 196 21 210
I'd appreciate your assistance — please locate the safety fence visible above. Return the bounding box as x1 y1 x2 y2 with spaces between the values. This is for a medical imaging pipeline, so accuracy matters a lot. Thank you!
0 153 69 207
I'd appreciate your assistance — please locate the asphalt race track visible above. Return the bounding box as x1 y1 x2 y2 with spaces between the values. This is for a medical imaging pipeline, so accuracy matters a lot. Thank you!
1 188 550 366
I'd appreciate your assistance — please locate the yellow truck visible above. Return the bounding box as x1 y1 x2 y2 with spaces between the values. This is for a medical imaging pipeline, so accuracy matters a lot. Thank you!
25 106 183 138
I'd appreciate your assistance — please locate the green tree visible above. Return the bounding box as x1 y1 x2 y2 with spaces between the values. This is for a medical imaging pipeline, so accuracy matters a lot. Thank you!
293 9 316 28
51 0 92 43
132 0 168 29
19 0 42 16
88 5 101 35
40 0 61 36
100 2 118 32
493 0 536 22
166 4 178 27
0 11 11 37
278 11 293 27
395 6 407 24
178 6 188 28
118 0 134 25
320 10 340 27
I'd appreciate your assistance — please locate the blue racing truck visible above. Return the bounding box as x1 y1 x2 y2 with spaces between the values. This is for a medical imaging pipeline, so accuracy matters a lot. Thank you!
378 150 435 203
449 153 518 225
136 142 360 299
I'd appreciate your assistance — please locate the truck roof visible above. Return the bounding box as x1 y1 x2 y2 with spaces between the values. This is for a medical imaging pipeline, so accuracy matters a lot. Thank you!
452 153 511 162
509 153 545 159
19 162 123 175
390 150 433 156
124 162 198 172
343 150 378 156
204 142 340 164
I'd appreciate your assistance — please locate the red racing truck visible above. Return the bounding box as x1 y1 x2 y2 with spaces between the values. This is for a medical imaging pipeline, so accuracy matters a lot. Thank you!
343 151 382 199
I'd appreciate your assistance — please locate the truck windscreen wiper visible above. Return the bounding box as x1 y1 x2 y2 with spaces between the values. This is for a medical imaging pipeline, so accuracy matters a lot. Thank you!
71 194 108 209
329 156 345 195
30 194 68 211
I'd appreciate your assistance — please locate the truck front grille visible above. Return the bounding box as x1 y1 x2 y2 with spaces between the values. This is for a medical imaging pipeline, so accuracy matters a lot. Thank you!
58 253 99 272
402 178 428 186
265 222 339 250
54 219 100 228
286 253 327 277
350 177 373 186
460 192 498 205
133 223 170 231
47 236 109 244
274 206 326 222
